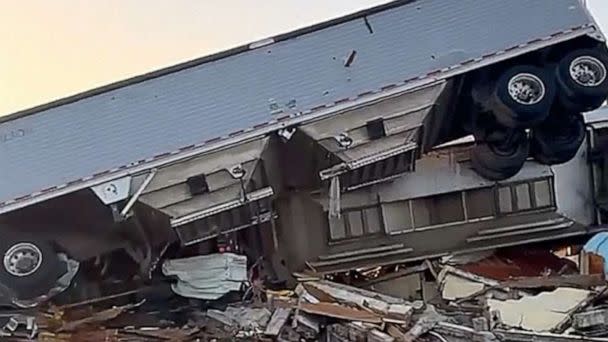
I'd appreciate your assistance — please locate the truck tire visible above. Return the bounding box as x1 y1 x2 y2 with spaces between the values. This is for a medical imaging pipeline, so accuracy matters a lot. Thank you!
489 65 555 128
0 235 62 299
556 48 608 112
471 130 529 181
531 112 585 165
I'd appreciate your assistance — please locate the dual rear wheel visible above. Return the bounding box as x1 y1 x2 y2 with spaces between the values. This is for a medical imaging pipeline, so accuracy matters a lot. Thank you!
471 47 608 181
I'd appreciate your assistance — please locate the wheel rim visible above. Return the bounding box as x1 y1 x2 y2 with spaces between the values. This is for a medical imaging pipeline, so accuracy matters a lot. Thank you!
508 73 546 105
569 56 607 87
3 243 43 277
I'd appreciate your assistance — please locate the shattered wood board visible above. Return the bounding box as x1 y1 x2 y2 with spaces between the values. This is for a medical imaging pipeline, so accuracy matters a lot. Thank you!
208 307 272 330
303 280 412 315
488 288 591 331
299 302 383 324
367 329 395 342
264 308 291 336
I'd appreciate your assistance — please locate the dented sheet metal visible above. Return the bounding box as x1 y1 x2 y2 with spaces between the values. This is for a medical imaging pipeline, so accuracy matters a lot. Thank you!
302 82 446 181
0 0 593 212
169 186 274 227
162 253 247 300
139 138 269 213
138 137 274 243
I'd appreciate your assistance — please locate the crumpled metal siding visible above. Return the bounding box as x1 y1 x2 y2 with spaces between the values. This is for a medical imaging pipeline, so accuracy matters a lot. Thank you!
0 0 592 205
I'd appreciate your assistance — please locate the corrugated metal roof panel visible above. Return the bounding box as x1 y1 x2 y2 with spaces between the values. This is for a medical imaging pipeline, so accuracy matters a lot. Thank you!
0 0 593 207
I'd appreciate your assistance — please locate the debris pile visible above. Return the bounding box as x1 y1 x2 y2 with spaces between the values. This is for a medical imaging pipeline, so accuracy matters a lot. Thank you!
3 241 608 341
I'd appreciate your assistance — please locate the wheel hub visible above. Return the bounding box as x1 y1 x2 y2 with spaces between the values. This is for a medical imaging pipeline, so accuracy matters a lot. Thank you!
3 243 42 277
508 73 545 105
570 56 606 87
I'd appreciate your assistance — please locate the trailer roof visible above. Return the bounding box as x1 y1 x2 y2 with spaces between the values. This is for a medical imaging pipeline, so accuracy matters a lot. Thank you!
0 0 418 124
0 0 594 213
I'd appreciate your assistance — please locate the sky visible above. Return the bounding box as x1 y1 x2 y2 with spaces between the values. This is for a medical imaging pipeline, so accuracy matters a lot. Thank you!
1 0 608 116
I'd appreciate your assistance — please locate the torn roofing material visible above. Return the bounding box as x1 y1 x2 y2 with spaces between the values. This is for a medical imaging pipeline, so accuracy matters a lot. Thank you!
458 249 578 281
162 253 247 300
303 81 448 183
0 0 594 211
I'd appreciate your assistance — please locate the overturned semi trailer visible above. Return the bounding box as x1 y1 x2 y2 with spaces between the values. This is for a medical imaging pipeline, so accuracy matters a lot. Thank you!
0 0 607 301
279 114 607 274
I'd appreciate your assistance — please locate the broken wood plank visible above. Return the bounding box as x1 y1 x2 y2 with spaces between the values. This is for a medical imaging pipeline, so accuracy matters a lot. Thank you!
573 308 608 330
264 308 291 336
301 283 336 303
58 288 145 310
299 302 383 324
438 266 499 287
368 329 395 342
293 271 322 282
402 308 445 342
433 322 496 342
386 324 408 341
206 309 235 327
360 264 427 287
302 280 412 316
387 304 413 324
123 327 200 340
500 274 605 289
59 300 145 332
296 312 321 334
